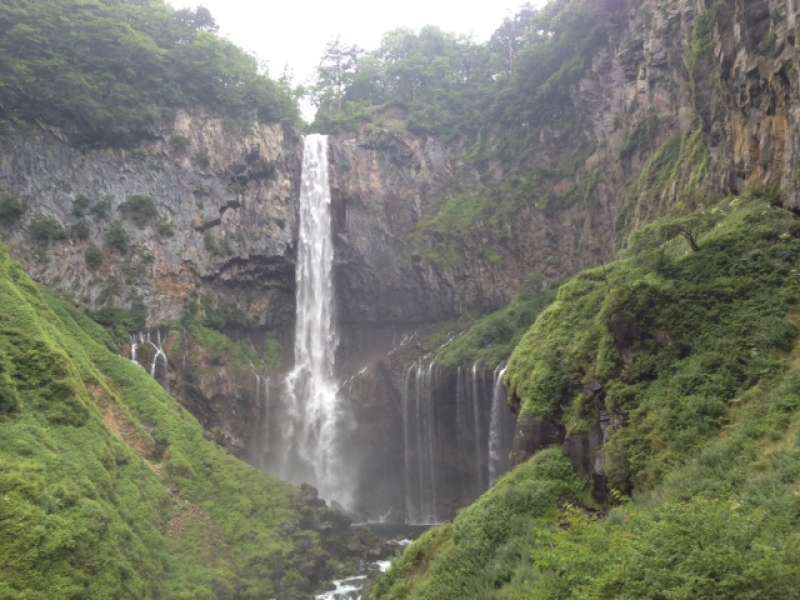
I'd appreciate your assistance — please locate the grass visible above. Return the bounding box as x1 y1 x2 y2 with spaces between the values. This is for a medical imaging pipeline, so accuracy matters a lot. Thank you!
430 279 557 369
369 449 588 599
0 244 344 598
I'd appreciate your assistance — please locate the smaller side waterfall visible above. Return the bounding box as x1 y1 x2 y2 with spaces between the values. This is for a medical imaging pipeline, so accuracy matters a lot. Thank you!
402 360 517 524
129 330 168 386
488 366 510 484
146 330 168 380
254 375 271 470
401 362 440 525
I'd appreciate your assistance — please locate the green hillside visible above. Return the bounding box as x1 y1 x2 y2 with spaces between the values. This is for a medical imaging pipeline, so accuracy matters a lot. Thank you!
369 197 800 598
0 244 346 599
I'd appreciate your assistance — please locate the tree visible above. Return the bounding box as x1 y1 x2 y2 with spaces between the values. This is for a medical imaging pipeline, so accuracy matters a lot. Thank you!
314 40 362 115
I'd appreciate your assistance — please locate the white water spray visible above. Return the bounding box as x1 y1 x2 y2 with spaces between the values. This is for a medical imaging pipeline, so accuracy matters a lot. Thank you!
283 134 349 506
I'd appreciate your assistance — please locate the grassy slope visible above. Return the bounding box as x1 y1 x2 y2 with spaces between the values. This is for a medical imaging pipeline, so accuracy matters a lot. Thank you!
370 197 800 598
0 245 332 599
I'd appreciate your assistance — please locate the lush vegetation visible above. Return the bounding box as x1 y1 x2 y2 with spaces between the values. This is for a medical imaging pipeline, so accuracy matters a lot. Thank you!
0 244 346 598
370 450 588 599
311 0 617 149
430 278 557 369
0 0 299 145
373 197 800 598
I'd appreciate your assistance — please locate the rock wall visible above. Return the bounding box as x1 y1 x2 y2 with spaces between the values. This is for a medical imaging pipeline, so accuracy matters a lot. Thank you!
0 111 302 328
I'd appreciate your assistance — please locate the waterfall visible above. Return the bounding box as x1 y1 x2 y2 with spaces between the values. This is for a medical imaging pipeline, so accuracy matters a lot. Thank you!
255 375 271 470
130 335 139 365
470 362 485 493
147 330 168 381
400 358 517 523
283 134 350 507
400 361 440 525
402 365 420 524
488 366 509 484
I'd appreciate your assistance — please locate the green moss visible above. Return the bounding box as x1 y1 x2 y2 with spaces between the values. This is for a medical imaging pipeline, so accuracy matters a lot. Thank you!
184 322 265 372
617 128 713 243
508 197 800 490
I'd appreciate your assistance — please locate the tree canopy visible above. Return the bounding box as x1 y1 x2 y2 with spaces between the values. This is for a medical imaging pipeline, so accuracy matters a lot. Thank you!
310 0 617 144
0 0 299 145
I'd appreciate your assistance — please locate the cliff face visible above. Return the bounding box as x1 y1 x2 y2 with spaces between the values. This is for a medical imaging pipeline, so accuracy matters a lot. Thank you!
0 111 302 329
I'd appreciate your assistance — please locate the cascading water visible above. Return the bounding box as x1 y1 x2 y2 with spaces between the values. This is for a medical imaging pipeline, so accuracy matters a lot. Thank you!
282 134 351 507
254 375 271 470
401 360 517 524
488 365 509 484
401 361 439 525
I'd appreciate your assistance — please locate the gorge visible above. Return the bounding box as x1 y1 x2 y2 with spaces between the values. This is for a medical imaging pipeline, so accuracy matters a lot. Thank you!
3 0 800 598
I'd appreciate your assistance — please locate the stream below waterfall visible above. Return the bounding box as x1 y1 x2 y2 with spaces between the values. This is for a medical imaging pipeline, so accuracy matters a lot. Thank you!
315 525 428 600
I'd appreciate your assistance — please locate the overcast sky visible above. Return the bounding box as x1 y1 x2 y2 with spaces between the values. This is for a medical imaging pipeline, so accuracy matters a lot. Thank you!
166 0 548 107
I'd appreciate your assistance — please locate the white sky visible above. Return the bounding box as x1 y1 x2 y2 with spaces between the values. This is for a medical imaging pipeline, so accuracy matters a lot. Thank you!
166 0 548 117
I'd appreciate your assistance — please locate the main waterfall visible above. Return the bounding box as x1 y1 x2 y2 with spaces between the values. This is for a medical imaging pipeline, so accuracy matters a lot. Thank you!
282 134 350 507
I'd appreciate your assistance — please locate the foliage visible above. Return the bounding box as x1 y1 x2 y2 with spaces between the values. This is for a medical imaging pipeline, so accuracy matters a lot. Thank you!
412 168 601 270
617 128 713 242
375 198 800 599
369 449 587 599
0 243 341 597
181 322 266 373
28 215 66 244
90 198 112 220
157 220 175 238
119 195 158 228
72 194 92 218
69 221 91 241
105 222 130 255
432 278 557 368
0 0 299 146
84 245 103 272
312 0 616 147
507 197 800 487
0 189 26 224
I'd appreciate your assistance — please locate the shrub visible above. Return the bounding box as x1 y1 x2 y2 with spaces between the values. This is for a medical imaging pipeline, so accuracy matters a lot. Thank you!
84 244 103 271
72 194 92 218
157 220 175 238
29 215 66 244
170 135 191 153
105 222 130 254
119 195 158 227
69 221 91 241
0 190 26 224
90 198 112 220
